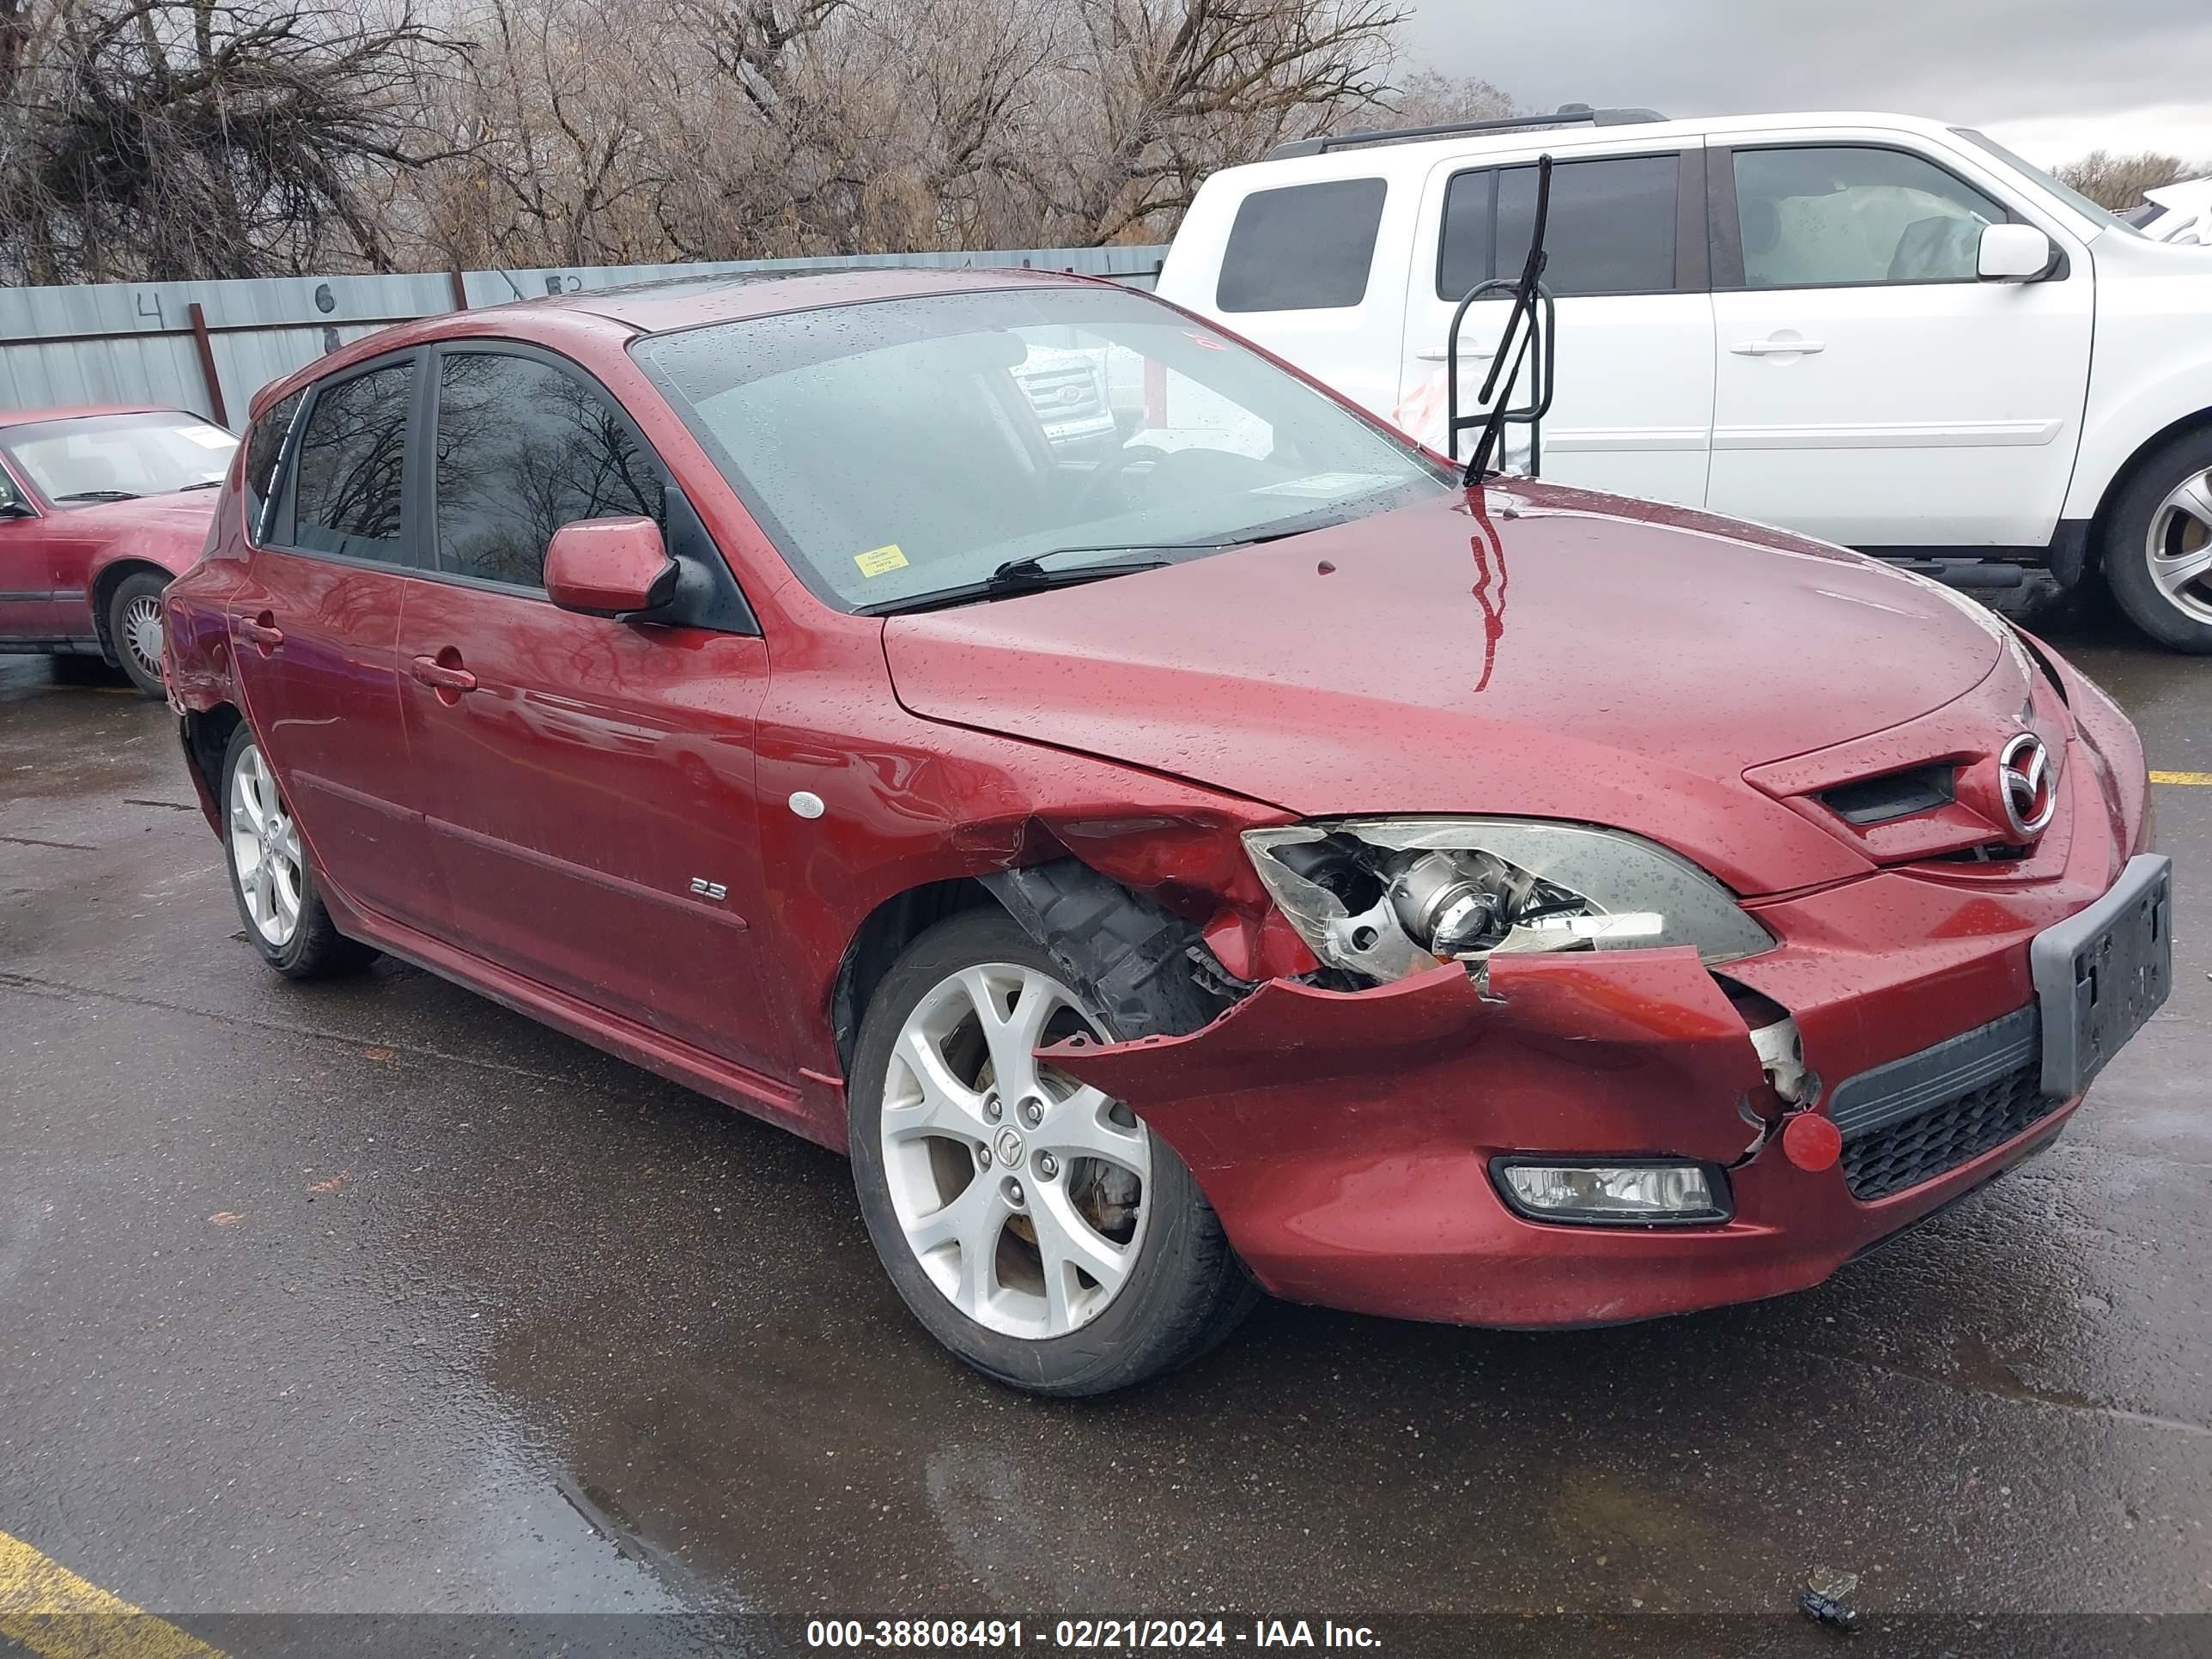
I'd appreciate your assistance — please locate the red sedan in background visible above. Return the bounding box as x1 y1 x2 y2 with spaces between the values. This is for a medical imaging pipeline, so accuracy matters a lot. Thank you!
160 270 2169 1395
0 404 235 696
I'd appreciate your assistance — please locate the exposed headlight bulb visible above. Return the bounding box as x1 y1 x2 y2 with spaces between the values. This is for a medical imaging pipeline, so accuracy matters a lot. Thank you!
1387 851 1507 957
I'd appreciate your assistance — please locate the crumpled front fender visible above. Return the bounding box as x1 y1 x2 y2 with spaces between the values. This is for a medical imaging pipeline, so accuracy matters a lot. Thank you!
1042 950 1771 1319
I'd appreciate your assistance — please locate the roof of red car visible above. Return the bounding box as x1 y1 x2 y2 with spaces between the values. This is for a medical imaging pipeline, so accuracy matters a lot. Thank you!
0 402 179 430
544 264 1094 333
247 265 1112 419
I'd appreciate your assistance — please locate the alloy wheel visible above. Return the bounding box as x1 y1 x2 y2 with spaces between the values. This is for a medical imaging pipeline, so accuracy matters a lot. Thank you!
879 963 1151 1340
228 744 303 948
2147 467 2212 626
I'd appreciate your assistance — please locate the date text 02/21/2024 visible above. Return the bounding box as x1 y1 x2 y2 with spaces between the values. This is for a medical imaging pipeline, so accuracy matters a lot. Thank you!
803 1620 1383 1650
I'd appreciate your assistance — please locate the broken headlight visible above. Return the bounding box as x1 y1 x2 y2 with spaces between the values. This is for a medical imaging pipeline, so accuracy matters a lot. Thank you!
1241 817 1775 983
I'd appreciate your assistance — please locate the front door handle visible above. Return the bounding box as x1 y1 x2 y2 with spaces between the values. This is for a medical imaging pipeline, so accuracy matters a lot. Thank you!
1415 343 1498 361
235 614 284 653
409 653 478 696
1730 338 1826 356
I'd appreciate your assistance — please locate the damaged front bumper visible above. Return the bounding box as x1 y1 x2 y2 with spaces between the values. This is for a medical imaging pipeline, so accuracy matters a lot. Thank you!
1045 947 1981 1328
1042 867 2131 1329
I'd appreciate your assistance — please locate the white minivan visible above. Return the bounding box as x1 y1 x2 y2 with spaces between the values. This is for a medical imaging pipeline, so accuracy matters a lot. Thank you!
1157 106 2212 651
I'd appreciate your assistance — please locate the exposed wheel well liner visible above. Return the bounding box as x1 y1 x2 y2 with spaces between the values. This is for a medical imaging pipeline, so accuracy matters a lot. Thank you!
184 702 243 801
831 861 1231 1074
977 860 1227 1043
831 879 998 1071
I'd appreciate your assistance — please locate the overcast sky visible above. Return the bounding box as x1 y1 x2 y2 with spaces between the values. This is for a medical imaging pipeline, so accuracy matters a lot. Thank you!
1401 0 2212 168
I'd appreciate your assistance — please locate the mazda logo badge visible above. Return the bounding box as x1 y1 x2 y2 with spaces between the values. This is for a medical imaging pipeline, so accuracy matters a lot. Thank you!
1998 732 2056 839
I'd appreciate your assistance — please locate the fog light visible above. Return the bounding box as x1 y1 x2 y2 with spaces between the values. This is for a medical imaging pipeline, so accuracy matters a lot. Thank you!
1493 1160 1729 1225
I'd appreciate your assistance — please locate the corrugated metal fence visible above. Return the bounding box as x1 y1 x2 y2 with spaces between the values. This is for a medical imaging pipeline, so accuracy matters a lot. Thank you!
0 245 1170 431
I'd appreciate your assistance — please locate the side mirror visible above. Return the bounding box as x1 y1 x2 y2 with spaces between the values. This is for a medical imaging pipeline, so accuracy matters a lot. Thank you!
1979 222 2055 282
0 476 32 519
544 516 679 618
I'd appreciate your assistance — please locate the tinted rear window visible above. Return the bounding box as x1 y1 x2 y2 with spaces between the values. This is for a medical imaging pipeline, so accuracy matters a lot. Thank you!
1439 153 1680 300
243 392 301 543
290 362 412 562
1216 178 1388 312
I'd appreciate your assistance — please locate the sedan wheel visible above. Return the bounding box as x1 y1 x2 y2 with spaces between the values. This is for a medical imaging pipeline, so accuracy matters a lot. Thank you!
880 961 1151 1340
848 909 1253 1395
106 570 171 698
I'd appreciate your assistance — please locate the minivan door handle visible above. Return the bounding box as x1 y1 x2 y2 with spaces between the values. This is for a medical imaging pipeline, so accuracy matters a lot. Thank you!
1730 338 1826 356
235 614 284 653
1415 342 1497 361
409 653 478 696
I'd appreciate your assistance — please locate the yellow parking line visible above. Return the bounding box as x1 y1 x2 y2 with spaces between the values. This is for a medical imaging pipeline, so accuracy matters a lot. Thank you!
0 1527 226 1659
2151 770 2212 787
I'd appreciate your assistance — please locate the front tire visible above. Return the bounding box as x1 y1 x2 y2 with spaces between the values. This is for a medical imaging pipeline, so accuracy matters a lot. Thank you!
848 908 1253 1395
219 725 377 979
2102 431 2212 653
106 570 170 698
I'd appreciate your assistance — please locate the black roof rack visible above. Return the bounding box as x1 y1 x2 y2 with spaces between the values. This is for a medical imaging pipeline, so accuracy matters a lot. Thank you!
1268 103 1669 160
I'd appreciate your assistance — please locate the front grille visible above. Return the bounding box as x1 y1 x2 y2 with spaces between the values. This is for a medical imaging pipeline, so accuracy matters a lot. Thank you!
1827 1006 2063 1202
1838 1060 2057 1200
1016 365 1105 420
1819 763 1956 826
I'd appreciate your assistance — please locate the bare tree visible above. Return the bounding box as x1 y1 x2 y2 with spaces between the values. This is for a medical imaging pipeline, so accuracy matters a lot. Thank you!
1380 67 1512 128
2053 149 2198 212
1024 0 1408 246
0 0 470 283
4 0 1493 281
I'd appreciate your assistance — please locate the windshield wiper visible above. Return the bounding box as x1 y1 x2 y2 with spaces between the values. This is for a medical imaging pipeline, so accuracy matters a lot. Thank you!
1465 152 1556 485
53 489 140 502
854 541 1254 617
860 556 1170 617
177 480 222 491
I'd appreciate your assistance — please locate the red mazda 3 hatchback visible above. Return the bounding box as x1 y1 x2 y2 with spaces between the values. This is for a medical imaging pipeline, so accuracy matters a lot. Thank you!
162 270 2171 1395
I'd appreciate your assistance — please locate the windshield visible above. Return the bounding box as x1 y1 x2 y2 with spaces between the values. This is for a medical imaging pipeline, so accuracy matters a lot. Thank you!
632 286 1451 612
1951 128 2145 237
3 411 237 504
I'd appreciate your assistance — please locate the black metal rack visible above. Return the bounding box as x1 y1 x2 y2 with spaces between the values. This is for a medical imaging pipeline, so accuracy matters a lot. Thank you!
1270 103 1667 160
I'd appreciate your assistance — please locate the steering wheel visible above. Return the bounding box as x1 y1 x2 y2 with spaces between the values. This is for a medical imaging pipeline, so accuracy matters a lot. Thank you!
1071 443 1149 517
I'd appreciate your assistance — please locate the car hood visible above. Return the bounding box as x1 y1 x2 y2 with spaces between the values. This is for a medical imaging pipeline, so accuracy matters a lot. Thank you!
40 489 216 574
882 484 2011 894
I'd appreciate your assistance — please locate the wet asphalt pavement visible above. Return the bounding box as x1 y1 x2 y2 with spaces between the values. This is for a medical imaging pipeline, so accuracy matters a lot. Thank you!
1 609 2209 1654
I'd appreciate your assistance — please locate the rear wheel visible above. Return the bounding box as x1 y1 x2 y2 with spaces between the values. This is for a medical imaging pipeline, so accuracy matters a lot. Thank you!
106 570 170 698
220 724 377 979
848 909 1253 1395
2102 431 2212 653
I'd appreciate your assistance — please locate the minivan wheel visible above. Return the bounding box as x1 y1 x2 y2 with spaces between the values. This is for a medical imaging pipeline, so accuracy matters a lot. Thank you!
2103 432 2212 653
848 909 1254 1395
106 570 170 698
220 724 377 979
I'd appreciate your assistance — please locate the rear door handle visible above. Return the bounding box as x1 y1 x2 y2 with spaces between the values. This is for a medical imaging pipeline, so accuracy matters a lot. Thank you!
1730 338 1826 356
409 654 478 694
235 615 284 652
1415 343 1497 361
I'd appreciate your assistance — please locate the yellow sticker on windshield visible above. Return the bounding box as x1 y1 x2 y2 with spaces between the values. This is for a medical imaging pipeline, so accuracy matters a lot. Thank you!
854 544 909 578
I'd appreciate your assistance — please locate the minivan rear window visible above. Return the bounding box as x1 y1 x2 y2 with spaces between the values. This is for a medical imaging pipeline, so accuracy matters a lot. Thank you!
1216 178 1389 313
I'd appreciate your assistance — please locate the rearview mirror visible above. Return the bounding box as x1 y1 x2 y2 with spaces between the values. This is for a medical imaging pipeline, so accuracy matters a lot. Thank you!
1978 222 2055 282
544 516 679 618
